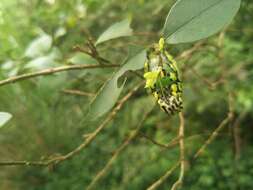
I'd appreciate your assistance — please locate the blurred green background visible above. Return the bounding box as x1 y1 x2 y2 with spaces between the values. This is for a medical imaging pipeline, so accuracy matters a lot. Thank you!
0 0 253 189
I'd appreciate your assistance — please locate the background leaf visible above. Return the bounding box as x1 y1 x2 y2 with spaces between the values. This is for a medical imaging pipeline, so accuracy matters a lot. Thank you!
25 33 53 58
164 0 241 44
87 75 127 120
0 112 12 128
87 47 146 120
95 19 133 45
24 48 62 70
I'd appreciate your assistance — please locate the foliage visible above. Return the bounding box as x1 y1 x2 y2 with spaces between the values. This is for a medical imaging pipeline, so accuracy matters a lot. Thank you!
164 0 241 43
0 0 253 190
0 112 12 128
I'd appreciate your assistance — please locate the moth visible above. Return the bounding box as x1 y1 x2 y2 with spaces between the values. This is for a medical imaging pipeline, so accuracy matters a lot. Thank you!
144 38 183 115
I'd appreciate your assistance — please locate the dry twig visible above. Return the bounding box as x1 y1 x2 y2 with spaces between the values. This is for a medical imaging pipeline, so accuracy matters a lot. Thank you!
188 67 226 90
171 112 185 190
176 42 204 60
147 162 180 190
139 132 180 149
147 112 185 190
86 105 154 190
233 111 246 160
61 89 95 97
0 64 119 87
194 94 234 159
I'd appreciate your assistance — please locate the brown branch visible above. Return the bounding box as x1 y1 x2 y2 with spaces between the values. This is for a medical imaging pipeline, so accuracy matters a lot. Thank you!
73 43 110 65
0 64 119 87
189 67 226 90
61 89 95 97
147 162 180 190
140 131 219 150
146 112 185 190
86 105 154 190
139 132 180 149
233 111 246 161
0 82 143 167
176 42 204 60
217 29 226 48
0 160 50 166
73 29 111 65
171 112 185 190
194 94 234 159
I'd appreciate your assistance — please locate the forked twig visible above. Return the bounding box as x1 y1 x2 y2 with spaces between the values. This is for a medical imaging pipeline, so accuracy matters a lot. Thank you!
147 112 185 190
139 132 180 149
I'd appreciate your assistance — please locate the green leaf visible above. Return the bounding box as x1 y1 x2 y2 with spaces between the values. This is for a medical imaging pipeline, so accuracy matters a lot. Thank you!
116 47 146 78
25 33 53 58
0 112 12 128
68 52 96 65
95 19 133 45
25 48 62 70
54 27 67 39
87 75 127 120
68 52 108 76
164 0 241 44
87 47 146 120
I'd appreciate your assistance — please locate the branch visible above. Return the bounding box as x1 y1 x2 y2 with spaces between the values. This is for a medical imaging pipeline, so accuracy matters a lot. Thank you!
139 132 180 149
146 112 185 190
0 64 119 87
0 82 143 167
86 105 154 190
72 29 111 65
233 111 246 160
171 112 185 190
73 43 110 65
194 93 234 159
0 160 51 166
176 42 204 60
188 67 226 90
147 162 180 190
61 89 95 97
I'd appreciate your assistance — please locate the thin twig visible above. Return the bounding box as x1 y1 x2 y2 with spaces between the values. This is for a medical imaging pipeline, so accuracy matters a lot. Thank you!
140 132 225 150
73 44 110 65
0 160 50 166
171 112 185 190
189 67 226 90
194 94 234 159
0 82 143 167
61 89 95 97
147 162 180 190
232 111 246 160
217 29 226 48
86 105 154 190
0 64 119 87
146 112 185 190
176 42 204 60
139 132 180 149
72 30 111 65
